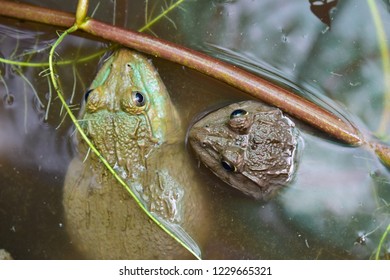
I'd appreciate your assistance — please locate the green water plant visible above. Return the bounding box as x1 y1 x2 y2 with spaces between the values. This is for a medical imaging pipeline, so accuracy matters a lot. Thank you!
375 223 390 259
367 0 390 139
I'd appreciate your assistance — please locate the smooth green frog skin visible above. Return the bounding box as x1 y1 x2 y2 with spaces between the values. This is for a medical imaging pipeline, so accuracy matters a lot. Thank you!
63 49 208 259
188 100 298 200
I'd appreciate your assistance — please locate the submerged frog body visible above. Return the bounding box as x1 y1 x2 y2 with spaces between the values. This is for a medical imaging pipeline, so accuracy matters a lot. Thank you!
63 49 208 259
188 100 299 200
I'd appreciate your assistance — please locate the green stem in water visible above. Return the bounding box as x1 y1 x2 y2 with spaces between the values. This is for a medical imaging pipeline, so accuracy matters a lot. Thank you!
375 223 390 260
76 0 89 26
367 0 390 138
0 48 110 68
140 0 185 32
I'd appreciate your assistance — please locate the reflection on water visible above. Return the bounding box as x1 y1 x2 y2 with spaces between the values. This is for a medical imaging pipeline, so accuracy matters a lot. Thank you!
0 0 389 259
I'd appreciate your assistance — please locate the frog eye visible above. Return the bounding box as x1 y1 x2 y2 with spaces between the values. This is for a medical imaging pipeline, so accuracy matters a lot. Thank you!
132 91 146 107
221 159 237 172
84 88 94 102
230 109 248 119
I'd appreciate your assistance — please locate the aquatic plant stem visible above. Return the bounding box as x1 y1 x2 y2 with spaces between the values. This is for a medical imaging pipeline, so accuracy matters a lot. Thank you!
0 48 111 68
76 0 89 26
375 223 390 259
140 0 185 32
0 0 362 146
367 0 390 137
0 0 74 27
48 22 201 260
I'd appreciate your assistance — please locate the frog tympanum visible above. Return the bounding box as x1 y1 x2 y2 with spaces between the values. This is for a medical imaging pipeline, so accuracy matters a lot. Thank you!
63 49 208 259
188 100 299 200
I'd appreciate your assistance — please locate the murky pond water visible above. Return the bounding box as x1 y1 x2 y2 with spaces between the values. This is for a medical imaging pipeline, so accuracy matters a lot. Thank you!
0 0 389 259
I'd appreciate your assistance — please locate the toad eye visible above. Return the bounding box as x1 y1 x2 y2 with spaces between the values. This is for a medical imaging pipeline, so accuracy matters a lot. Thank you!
132 91 146 107
230 109 248 119
84 88 94 102
221 159 237 172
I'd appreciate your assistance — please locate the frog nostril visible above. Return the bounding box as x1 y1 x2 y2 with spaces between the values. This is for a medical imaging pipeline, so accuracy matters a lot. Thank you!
132 91 146 107
230 109 248 119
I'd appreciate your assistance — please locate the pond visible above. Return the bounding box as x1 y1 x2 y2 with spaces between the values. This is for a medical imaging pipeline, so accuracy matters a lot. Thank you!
0 0 389 259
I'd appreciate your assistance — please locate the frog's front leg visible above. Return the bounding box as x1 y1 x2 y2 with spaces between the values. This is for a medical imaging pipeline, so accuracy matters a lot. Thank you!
141 168 184 223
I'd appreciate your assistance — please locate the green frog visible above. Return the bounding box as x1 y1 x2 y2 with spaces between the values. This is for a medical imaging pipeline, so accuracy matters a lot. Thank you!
63 49 208 259
188 100 299 200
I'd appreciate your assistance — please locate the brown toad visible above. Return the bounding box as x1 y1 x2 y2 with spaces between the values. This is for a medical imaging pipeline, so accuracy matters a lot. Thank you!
188 100 299 200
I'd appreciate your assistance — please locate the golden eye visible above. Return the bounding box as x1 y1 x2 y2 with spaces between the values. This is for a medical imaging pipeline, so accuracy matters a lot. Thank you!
132 91 146 107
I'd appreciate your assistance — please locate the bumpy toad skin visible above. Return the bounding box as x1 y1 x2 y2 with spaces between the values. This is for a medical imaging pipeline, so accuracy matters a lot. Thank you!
188 100 299 200
63 49 208 259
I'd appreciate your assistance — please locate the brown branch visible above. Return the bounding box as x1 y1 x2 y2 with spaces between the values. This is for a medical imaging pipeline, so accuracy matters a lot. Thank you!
1 1 74 27
0 0 363 145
